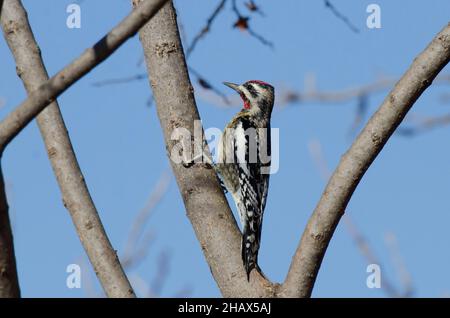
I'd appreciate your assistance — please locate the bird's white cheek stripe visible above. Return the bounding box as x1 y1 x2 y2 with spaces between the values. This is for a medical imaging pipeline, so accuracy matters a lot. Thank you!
240 88 256 105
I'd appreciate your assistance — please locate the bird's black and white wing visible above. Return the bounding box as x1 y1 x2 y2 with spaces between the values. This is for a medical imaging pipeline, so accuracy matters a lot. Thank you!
232 118 270 280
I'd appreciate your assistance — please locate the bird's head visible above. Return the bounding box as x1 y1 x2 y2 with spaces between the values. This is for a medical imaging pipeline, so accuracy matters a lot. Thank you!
223 80 274 115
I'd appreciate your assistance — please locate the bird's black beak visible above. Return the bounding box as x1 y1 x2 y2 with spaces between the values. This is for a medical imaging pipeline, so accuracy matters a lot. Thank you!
223 82 241 93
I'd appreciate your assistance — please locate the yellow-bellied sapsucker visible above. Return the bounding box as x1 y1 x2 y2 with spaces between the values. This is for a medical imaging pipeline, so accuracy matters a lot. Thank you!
216 80 274 280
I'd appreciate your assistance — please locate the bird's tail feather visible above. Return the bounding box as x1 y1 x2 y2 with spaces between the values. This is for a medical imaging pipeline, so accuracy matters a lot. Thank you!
241 228 260 281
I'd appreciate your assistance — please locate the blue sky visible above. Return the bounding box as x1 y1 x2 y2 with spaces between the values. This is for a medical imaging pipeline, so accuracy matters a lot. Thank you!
0 0 450 297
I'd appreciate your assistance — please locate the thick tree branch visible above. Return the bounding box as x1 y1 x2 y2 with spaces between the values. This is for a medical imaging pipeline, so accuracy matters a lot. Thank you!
308 139 408 297
0 0 18 299
0 0 169 151
0 0 136 297
133 0 276 297
0 164 20 298
280 23 450 297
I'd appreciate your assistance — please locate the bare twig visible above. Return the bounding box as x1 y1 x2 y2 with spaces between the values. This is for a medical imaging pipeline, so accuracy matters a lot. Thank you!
186 0 228 58
231 0 273 48
93 0 274 107
1 0 138 298
122 169 171 268
245 0 265 17
384 232 414 297
246 27 274 48
344 217 400 297
135 0 275 297
172 285 193 297
92 67 231 105
397 113 450 136
196 73 450 136
280 23 450 297
150 250 171 295
92 73 148 87
188 66 230 104
0 0 170 151
196 74 450 108
280 74 450 106
195 76 397 108
323 0 359 33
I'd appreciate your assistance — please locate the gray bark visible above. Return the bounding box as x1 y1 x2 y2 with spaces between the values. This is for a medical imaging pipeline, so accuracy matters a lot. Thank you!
0 0 169 297
138 4 450 297
0 0 19 299
134 0 276 297
0 164 20 297
0 0 447 298
280 23 450 297
0 0 136 298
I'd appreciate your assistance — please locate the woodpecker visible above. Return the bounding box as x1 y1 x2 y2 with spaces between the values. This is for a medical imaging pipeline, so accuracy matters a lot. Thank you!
215 80 274 281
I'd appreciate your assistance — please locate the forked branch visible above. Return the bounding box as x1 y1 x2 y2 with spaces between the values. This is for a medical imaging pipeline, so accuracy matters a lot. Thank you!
280 23 450 297
0 0 169 150
0 0 170 297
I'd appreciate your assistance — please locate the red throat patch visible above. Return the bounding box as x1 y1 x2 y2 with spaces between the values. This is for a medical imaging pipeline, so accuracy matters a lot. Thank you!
240 93 251 109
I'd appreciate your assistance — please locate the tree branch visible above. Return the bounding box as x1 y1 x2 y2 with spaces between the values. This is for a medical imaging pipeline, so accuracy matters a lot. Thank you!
0 163 20 297
0 0 169 151
0 0 139 297
133 0 276 297
308 139 407 297
280 23 450 297
0 0 18 300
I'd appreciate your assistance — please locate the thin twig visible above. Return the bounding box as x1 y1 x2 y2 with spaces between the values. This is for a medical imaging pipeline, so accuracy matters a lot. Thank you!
196 73 450 111
91 67 231 105
344 217 400 297
122 169 171 267
384 232 414 297
308 139 403 297
231 0 273 48
245 0 265 17
186 0 228 58
150 250 171 295
188 66 230 104
397 113 450 136
92 73 148 87
247 27 274 48
323 0 359 33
